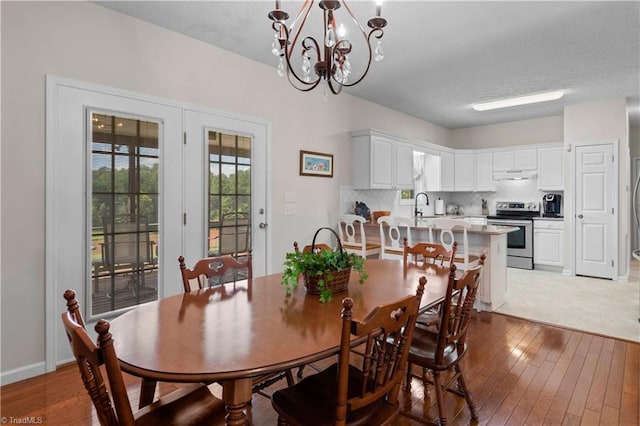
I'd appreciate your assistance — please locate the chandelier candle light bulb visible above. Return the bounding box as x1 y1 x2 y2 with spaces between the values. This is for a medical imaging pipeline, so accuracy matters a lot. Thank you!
268 0 387 95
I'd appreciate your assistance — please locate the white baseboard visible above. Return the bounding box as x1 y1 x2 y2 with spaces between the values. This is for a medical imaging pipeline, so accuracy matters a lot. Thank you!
0 361 46 386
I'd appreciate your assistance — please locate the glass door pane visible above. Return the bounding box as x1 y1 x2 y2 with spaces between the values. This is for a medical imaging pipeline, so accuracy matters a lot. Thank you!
90 112 159 316
207 131 252 267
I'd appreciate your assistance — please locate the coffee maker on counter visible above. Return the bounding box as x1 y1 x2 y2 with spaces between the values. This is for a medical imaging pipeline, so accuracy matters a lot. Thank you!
542 194 562 217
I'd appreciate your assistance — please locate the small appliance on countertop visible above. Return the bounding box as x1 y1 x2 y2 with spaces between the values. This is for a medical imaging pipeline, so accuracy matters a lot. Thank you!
542 193 562 218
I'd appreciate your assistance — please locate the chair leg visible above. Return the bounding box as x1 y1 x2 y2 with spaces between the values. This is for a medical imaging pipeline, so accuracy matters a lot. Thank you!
454 364 478 421
432 371 447 426
285 369 295 386
405 362 412 391
422 367 431 398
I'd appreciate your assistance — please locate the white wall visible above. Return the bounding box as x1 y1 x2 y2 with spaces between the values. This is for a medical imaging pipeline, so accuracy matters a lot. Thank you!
449 115 564 149
0 1 449 380
564 98 630 278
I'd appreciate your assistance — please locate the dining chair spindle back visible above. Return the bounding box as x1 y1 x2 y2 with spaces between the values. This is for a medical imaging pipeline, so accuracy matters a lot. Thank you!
271 277 427 426
61 290 226 426
178 252 252 292
402 254 486 425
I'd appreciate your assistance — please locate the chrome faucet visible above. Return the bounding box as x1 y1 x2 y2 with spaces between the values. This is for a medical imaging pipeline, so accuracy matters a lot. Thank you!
413 191 430 218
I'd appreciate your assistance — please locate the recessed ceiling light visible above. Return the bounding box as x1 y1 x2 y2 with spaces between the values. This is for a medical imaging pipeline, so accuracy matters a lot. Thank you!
472 91 565 111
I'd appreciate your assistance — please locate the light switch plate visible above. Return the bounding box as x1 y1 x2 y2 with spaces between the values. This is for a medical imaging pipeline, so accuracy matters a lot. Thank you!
284 204 296 215
285 192 296 202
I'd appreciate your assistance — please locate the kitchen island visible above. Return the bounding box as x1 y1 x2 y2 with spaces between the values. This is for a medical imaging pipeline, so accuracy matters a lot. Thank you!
363 220 518 312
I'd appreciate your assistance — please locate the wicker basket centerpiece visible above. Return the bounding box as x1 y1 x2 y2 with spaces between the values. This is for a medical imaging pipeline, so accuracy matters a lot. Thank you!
281 227 368 302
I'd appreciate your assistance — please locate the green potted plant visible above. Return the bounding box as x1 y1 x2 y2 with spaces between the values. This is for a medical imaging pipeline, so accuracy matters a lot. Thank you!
281 228 368 302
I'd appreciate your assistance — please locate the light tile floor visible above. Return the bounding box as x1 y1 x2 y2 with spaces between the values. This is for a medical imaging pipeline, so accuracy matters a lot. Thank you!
494 260 640 343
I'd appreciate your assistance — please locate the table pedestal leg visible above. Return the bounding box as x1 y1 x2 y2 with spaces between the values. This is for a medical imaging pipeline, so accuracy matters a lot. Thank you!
138 379 157 408
222 378 252 426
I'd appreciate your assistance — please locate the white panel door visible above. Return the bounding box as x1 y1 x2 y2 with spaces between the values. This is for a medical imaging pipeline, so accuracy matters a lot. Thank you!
575 143 614 278
184 110 268 276
46 77 182 368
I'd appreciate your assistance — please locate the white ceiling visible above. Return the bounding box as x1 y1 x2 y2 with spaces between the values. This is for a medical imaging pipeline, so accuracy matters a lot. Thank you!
96 1 640 129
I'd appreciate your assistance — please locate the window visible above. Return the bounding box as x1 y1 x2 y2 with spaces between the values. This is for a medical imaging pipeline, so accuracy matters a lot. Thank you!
90 112 159 316
207 131 252 262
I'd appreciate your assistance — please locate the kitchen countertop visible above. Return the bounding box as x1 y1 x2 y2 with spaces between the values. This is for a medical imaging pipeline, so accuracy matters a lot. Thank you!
533 216 564 221
364 221 518 235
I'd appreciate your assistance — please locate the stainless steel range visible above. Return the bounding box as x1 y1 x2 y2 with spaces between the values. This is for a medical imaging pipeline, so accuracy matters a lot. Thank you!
487 201 540 270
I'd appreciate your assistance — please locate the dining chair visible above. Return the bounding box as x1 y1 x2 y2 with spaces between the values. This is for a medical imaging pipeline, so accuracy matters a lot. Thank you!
403 238 457 277
61 289 226 426
403 239 457 328
401 258 485 426
337 214 381 259
100 214 157 297
216 212 251 257
294 241 332 254
430 218 481 270
271 277 427 426
178 252 252 292
377 215 413 260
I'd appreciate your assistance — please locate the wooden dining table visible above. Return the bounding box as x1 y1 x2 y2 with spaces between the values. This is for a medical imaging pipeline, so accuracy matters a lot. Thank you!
109 259 452 426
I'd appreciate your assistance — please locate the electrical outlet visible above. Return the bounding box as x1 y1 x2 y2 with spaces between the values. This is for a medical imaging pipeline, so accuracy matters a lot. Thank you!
285 192 296 202
284 204 296 215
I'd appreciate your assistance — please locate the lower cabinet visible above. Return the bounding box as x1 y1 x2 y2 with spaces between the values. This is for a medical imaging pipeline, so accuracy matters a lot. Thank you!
533 220 564 268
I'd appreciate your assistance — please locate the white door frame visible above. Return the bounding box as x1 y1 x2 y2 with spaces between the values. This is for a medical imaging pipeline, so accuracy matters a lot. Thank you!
568 139 618 279
45 75 271 371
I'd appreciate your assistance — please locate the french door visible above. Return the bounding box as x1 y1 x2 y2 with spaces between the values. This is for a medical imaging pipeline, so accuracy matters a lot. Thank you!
46 76 268 369
183 110 268 276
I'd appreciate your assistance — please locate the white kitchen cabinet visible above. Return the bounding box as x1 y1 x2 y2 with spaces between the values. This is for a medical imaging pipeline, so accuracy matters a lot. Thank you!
454 151 475 191
537 145 564 190
423 151 441 192
440 151 455 191
493 148 537 172
351 132 414 190
534 220 564 268
475 152 496 191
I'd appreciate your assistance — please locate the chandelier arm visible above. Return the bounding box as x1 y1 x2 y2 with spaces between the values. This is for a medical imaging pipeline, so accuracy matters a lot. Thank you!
327 77 344 95
289 0 315 59
283 36 322 87
286 71 322 92
340 28 384 87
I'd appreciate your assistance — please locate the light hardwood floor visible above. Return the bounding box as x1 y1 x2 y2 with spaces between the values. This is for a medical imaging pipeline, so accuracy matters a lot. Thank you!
2 312 638 425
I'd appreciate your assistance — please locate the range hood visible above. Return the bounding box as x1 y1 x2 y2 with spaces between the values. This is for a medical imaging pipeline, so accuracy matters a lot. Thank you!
493 170 538 181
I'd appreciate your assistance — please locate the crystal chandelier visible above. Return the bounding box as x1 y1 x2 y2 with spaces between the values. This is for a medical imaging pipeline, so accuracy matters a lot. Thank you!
268 1 387 96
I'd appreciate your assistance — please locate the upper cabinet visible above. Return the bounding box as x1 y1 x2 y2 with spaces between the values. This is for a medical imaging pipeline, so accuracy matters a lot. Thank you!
351 132 414 190
454 151 475 191
537 144 564 190
475 152 496 191
493 148 537 172
440 151 455 191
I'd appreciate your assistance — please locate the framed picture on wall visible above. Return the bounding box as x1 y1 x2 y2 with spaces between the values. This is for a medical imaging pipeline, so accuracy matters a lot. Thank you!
299 150 333 178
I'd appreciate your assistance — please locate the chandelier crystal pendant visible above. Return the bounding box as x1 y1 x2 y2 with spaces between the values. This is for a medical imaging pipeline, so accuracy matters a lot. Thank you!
268 0 387 95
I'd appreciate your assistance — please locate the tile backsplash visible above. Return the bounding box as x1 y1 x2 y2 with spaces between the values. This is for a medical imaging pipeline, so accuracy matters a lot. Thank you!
341 179 561 218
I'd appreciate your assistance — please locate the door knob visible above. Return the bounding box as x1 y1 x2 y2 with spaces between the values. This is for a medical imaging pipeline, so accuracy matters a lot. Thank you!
259 222 268 229
577 214 583 219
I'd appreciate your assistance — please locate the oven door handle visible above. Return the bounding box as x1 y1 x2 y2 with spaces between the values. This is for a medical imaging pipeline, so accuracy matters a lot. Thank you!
488 220 531 226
